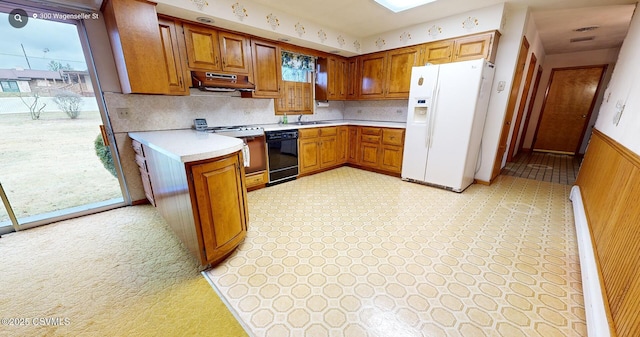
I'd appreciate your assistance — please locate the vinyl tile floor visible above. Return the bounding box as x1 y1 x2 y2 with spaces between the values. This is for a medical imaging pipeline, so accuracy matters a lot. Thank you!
502 152 582 185
205 167 584 337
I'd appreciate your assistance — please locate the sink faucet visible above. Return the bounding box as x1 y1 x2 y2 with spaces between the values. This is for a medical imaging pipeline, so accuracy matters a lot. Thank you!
298 114 303 123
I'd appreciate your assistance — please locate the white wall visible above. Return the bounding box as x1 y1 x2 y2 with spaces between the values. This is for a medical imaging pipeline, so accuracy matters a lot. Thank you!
521 48 619 153
152 1 504 57
475 4 530 182
361 4 505 54
594 7 640 155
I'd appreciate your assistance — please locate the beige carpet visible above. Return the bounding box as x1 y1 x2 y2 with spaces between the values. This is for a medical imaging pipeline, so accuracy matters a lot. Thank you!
0 205 247 337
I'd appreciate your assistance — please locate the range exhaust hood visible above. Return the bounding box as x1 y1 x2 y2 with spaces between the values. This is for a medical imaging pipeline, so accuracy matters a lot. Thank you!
191 71 255 92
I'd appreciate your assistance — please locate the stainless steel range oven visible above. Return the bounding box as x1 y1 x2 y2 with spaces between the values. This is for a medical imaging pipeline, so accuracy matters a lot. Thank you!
265 130 299 185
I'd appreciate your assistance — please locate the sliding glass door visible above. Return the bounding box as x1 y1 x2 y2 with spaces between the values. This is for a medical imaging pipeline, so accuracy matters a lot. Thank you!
0 6 126 233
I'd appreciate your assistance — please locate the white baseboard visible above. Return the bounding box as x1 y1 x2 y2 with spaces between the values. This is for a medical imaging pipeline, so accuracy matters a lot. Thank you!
570 186 610 337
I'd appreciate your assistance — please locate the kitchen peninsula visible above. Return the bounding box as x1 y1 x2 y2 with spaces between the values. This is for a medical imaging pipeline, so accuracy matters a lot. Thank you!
129 130 248 268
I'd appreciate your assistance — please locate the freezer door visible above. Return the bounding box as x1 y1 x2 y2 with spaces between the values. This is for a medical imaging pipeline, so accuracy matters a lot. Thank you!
402 66 439 181
423 59 486 191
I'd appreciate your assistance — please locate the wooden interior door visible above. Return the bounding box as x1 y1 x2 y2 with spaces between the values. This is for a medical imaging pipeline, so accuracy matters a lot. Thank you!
489 37 529 181
532 65 606 154
518 65 543 153
507 53 537 161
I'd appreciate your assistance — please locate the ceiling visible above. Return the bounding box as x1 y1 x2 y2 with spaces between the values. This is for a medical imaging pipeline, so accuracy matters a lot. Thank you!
246 0 637 55
28 0 638 55
532 4 635 54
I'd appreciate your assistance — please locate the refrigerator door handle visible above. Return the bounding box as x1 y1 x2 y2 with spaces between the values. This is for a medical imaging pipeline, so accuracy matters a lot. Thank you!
427 81 440 148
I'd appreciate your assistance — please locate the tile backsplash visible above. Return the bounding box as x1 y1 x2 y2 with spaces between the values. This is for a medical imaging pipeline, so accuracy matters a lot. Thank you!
104 91 407 134
104 90 342 133
343 100 408 122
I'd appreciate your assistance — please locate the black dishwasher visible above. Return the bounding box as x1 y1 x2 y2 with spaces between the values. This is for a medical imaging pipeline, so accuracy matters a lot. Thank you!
265 130 299 185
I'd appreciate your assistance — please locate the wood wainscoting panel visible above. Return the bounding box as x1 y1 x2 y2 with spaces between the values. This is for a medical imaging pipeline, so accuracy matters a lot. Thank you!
575 129 640 337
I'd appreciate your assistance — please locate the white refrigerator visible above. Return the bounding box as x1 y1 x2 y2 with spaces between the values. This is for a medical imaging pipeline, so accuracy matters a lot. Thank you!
401 58 495 192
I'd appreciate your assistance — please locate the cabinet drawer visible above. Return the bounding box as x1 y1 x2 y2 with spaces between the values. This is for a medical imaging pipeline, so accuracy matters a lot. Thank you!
382 129 404 146
246 171 267 188
299 128 319 139
361 134 380 144
360 127 381 135
132 140 145 157
135 154 148 172
319 127 337 137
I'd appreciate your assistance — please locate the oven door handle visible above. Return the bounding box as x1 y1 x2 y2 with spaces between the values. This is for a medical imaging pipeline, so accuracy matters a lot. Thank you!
242 141 250 168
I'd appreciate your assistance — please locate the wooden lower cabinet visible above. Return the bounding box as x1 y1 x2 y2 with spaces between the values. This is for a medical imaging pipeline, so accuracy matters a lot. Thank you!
299 136 321 173
380 146 403 173
360 142 380 168
359 127 382 168
299 127 339 175
245 171 268 191
189 153 248 265
136 143 248 268
337 126 349 164
300 125 404 176
380 128 404 174
348 126 359 164
355 127 405 174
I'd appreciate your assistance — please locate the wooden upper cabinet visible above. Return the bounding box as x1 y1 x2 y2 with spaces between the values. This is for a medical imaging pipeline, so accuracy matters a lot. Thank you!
182 23 253 75
218 31 253 75
328 57 347 100
315 57 329 101
183 23 221 70
316 56 348 101
347 30 500 100
346 58 359 100
453 31 500 63
385 45 423 98
424 40 453 64
102 0 169 94
158 17 189 95
356 46 421 100
277 81 312 114
329 57 348 100
359 52 387 99
245 39 281 98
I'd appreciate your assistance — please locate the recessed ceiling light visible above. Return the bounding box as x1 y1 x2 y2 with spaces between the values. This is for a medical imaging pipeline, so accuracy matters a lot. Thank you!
329 50 340 54
196 17 214 24
278 38 290 42
373 0 437 13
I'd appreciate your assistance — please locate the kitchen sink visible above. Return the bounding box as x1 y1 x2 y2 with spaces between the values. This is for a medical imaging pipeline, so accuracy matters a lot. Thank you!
290 121 334 125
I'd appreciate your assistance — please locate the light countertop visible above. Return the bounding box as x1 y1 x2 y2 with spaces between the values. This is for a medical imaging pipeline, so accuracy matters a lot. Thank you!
128 120 404 163
129 130 244 163
260 119 406 131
